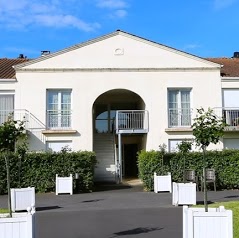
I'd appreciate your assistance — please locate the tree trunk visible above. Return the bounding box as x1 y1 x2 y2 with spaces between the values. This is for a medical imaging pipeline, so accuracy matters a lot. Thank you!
5 153 12 217
183 154 186 183
203 147 208 212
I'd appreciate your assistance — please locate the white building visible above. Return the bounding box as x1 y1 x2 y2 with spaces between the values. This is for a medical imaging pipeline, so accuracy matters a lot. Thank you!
0 30 239 182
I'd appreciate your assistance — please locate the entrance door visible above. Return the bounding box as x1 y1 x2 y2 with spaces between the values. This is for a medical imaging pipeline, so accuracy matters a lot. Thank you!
123 144 138 177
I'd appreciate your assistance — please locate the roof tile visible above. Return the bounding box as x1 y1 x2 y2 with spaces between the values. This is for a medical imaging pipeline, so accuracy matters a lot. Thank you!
0 58 29 79
206 57 239 77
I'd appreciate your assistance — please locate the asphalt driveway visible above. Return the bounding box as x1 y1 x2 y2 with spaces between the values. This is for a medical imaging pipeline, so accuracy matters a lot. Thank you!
0 184 238 238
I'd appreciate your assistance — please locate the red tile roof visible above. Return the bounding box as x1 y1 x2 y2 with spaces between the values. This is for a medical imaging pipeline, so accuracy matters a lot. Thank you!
0 58 29 79
206 57 239 77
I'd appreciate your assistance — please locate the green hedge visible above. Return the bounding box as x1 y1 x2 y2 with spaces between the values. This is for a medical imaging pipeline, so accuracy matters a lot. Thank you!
0 151 97 194
138 149 239 191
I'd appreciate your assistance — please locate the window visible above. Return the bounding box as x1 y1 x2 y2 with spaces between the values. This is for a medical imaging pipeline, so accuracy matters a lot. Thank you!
0 93 14 124
168 139 194 152
46 141 72 152
168 89 191 127
168 139 183 152
222 89 239 127
223 138 239 149
47 90 71 129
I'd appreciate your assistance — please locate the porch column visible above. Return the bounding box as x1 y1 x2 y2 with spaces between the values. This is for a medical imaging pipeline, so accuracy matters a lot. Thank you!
118 133 122 183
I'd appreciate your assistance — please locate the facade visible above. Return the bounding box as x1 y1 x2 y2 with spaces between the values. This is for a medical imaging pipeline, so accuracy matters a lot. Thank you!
208 55 239 150
0 30 239 182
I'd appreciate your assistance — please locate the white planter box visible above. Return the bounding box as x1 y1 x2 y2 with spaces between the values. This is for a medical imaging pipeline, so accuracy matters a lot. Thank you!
154 172 172 193
0 207 36 238
56 174 73 195
172 182 196 206
11 187 35 212
183 205 233 238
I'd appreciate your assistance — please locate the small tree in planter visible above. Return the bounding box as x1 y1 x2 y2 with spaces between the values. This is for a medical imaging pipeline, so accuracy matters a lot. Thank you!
192 108 226 212
0 116 27 217
158 143 168 175
153 144 172 193
177 140 192 182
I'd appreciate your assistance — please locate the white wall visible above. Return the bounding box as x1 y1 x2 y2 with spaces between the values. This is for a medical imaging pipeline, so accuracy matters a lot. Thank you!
15 68 222 151
13 33 223 152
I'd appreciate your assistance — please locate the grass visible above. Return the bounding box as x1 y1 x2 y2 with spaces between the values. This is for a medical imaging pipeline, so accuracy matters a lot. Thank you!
195 201 239 238
0 208 9 213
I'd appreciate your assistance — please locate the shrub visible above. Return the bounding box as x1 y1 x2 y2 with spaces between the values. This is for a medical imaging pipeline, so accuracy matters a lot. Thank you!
138 150 170 191
138 149 239 191
0 151 97 194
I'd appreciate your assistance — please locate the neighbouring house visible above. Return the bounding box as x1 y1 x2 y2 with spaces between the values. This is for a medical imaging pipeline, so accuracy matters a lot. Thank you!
0 30 239 182
207 54 239 150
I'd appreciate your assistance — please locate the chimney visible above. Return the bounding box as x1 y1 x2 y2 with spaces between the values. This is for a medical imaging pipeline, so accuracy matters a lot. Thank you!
18 54 24 59
233 52 239 58
41 50 50 56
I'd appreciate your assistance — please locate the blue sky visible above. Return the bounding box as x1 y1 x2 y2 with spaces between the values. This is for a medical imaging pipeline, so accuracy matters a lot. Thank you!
0 0 238 59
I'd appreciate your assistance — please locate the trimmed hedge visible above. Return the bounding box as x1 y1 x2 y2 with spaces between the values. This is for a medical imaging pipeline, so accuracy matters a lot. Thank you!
0 151 97 194
138 149 239 191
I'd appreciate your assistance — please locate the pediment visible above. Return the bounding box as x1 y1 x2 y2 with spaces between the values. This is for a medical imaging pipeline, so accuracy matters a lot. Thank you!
15 31 220 70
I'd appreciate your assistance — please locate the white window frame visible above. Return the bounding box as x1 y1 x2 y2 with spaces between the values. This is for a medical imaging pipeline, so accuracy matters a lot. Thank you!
168 139 194 152
46 89 72 129
223 138 239 149
168 89 191 127
168 139 183 152
46 140 72 152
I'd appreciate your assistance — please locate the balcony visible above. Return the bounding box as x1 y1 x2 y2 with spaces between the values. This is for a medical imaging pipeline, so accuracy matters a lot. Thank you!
46 110 72 130
168 108 192 128
213 108 239 131
115 110 149 134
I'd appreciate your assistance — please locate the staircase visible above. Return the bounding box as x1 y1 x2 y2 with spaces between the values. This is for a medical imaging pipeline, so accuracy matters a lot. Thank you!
93 133 116 182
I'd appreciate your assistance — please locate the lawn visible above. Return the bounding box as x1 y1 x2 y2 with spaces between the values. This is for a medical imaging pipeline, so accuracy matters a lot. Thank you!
196 201 239 238
0 208 9 213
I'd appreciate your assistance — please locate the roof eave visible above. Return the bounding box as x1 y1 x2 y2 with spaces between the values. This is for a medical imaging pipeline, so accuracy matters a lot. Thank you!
0 78 17 82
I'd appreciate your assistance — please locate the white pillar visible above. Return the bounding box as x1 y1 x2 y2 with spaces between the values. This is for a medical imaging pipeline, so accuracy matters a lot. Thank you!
118 133 122 183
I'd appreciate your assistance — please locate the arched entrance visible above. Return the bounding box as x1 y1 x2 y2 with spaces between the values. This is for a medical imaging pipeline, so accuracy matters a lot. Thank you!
92 89 148 183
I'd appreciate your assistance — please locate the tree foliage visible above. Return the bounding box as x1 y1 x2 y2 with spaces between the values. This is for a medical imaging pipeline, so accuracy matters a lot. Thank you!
0 116 26 152
192 108 226 149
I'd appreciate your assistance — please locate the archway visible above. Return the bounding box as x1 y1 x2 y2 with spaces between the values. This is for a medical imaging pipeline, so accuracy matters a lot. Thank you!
92 89 147 183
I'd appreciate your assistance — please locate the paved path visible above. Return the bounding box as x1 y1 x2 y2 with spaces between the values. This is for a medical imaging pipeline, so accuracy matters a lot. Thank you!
0 184 238 238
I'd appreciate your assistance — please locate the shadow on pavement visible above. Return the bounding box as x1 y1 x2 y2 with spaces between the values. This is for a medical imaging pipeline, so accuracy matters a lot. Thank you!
81 199 104 203
93 183 132 192
196 200 214 205
111 227 163 237
36 206 61 211
224 195 239 199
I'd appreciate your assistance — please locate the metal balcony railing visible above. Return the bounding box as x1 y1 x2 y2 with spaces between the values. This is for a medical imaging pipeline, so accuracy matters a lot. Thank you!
0 109 45 130
213 108 239 129
46 110 72 130
168 108 192 127
0 110 28 125
115 110 149 134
